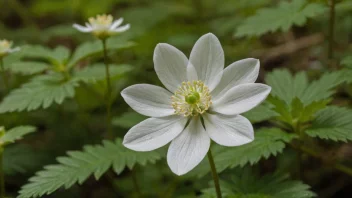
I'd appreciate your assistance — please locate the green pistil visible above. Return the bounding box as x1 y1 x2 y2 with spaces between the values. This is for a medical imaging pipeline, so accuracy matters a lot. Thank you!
185 92 200 104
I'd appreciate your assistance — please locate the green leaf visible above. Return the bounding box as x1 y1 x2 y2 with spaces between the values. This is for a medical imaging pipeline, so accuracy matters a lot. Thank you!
9 61 49 75
341 56 352 69
202 169 315 198
67 38 135 68
265 69 308 105
0 74 79 113
235 0 326 37
299 71 345 105
18 138 162 198
242 102 278 124
20 45 70 65
306 106 352 142
73 63 133 83
0 126 36 146
265 69 344 106
112 112 147 128
188 128 297 177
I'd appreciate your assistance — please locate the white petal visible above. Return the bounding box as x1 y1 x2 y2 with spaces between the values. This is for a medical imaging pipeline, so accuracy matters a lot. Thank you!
121 84 174 117
167 117 210 175
212 58 260 100
189 33 224 90
112 24 130 32
123 115 187 151
187 62 198 81
203 113 254 146
73 24 92 32
211 83 271 115
110 18 124 30
153 43 188 92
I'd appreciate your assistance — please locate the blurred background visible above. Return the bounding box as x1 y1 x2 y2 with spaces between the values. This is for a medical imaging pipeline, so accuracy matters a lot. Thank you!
0 0 352 197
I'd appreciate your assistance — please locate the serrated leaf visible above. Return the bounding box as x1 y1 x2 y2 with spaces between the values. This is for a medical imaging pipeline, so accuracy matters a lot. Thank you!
18 138 162 198
306 106 352 142
266 69 344 106
188 128 297 178
235 0 326 37
73 63 133 83
243 102 279 124
20 45 70 65
299 71 345 105
68 37 135 68
112 112 147 128
201 169 315 198
9 62 49 75
0 74 79 113
0 126 36 146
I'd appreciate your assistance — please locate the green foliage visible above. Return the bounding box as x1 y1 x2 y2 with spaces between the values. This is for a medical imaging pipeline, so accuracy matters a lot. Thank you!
0 74 79 113
0 126 36 146
341 56 352 69
235 0 326 37
3 145 45 175
73 63 133 83
112 112 147 128
67 38 135 68
306 106 352 142
242 102 278 124
265 69 344 105
20 45 71 66
268 96 329 125
264 69 347 126
201 169 315 198
8 61 49 75
189 128 297 177
18 138 162 198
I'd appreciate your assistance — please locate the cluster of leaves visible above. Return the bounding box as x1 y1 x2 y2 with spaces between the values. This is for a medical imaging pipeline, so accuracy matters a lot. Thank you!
235 0 326 37
0 38 134 113
245 69 352 143
0 0 352 197
201 168 315 198
188 128 297 178
18 139 163 198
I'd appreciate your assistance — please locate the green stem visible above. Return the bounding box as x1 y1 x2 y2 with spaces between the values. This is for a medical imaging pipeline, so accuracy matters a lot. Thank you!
0 149 5 198
207 149 222 198
0 59 9 91
101 39 113 139
328 0 335 64
293 121 303 178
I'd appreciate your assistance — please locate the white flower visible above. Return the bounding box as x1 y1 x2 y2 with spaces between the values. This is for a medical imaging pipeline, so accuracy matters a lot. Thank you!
0 39 20 58
121 33 271 175
73 14 130 39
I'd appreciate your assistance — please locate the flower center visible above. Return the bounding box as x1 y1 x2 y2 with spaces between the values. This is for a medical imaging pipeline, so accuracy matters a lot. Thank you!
171 81 212 117
88 14 113 29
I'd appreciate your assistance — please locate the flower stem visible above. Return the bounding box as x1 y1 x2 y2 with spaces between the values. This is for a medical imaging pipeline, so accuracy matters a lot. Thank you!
328 0 335 65
207 149 222 198
0 59 9 91
0 148 5 198
101 39 113 139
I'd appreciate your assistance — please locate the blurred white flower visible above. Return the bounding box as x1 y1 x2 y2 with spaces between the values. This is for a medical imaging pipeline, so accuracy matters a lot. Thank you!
0 40 20 58
73 14 130 39
121 33 271 175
